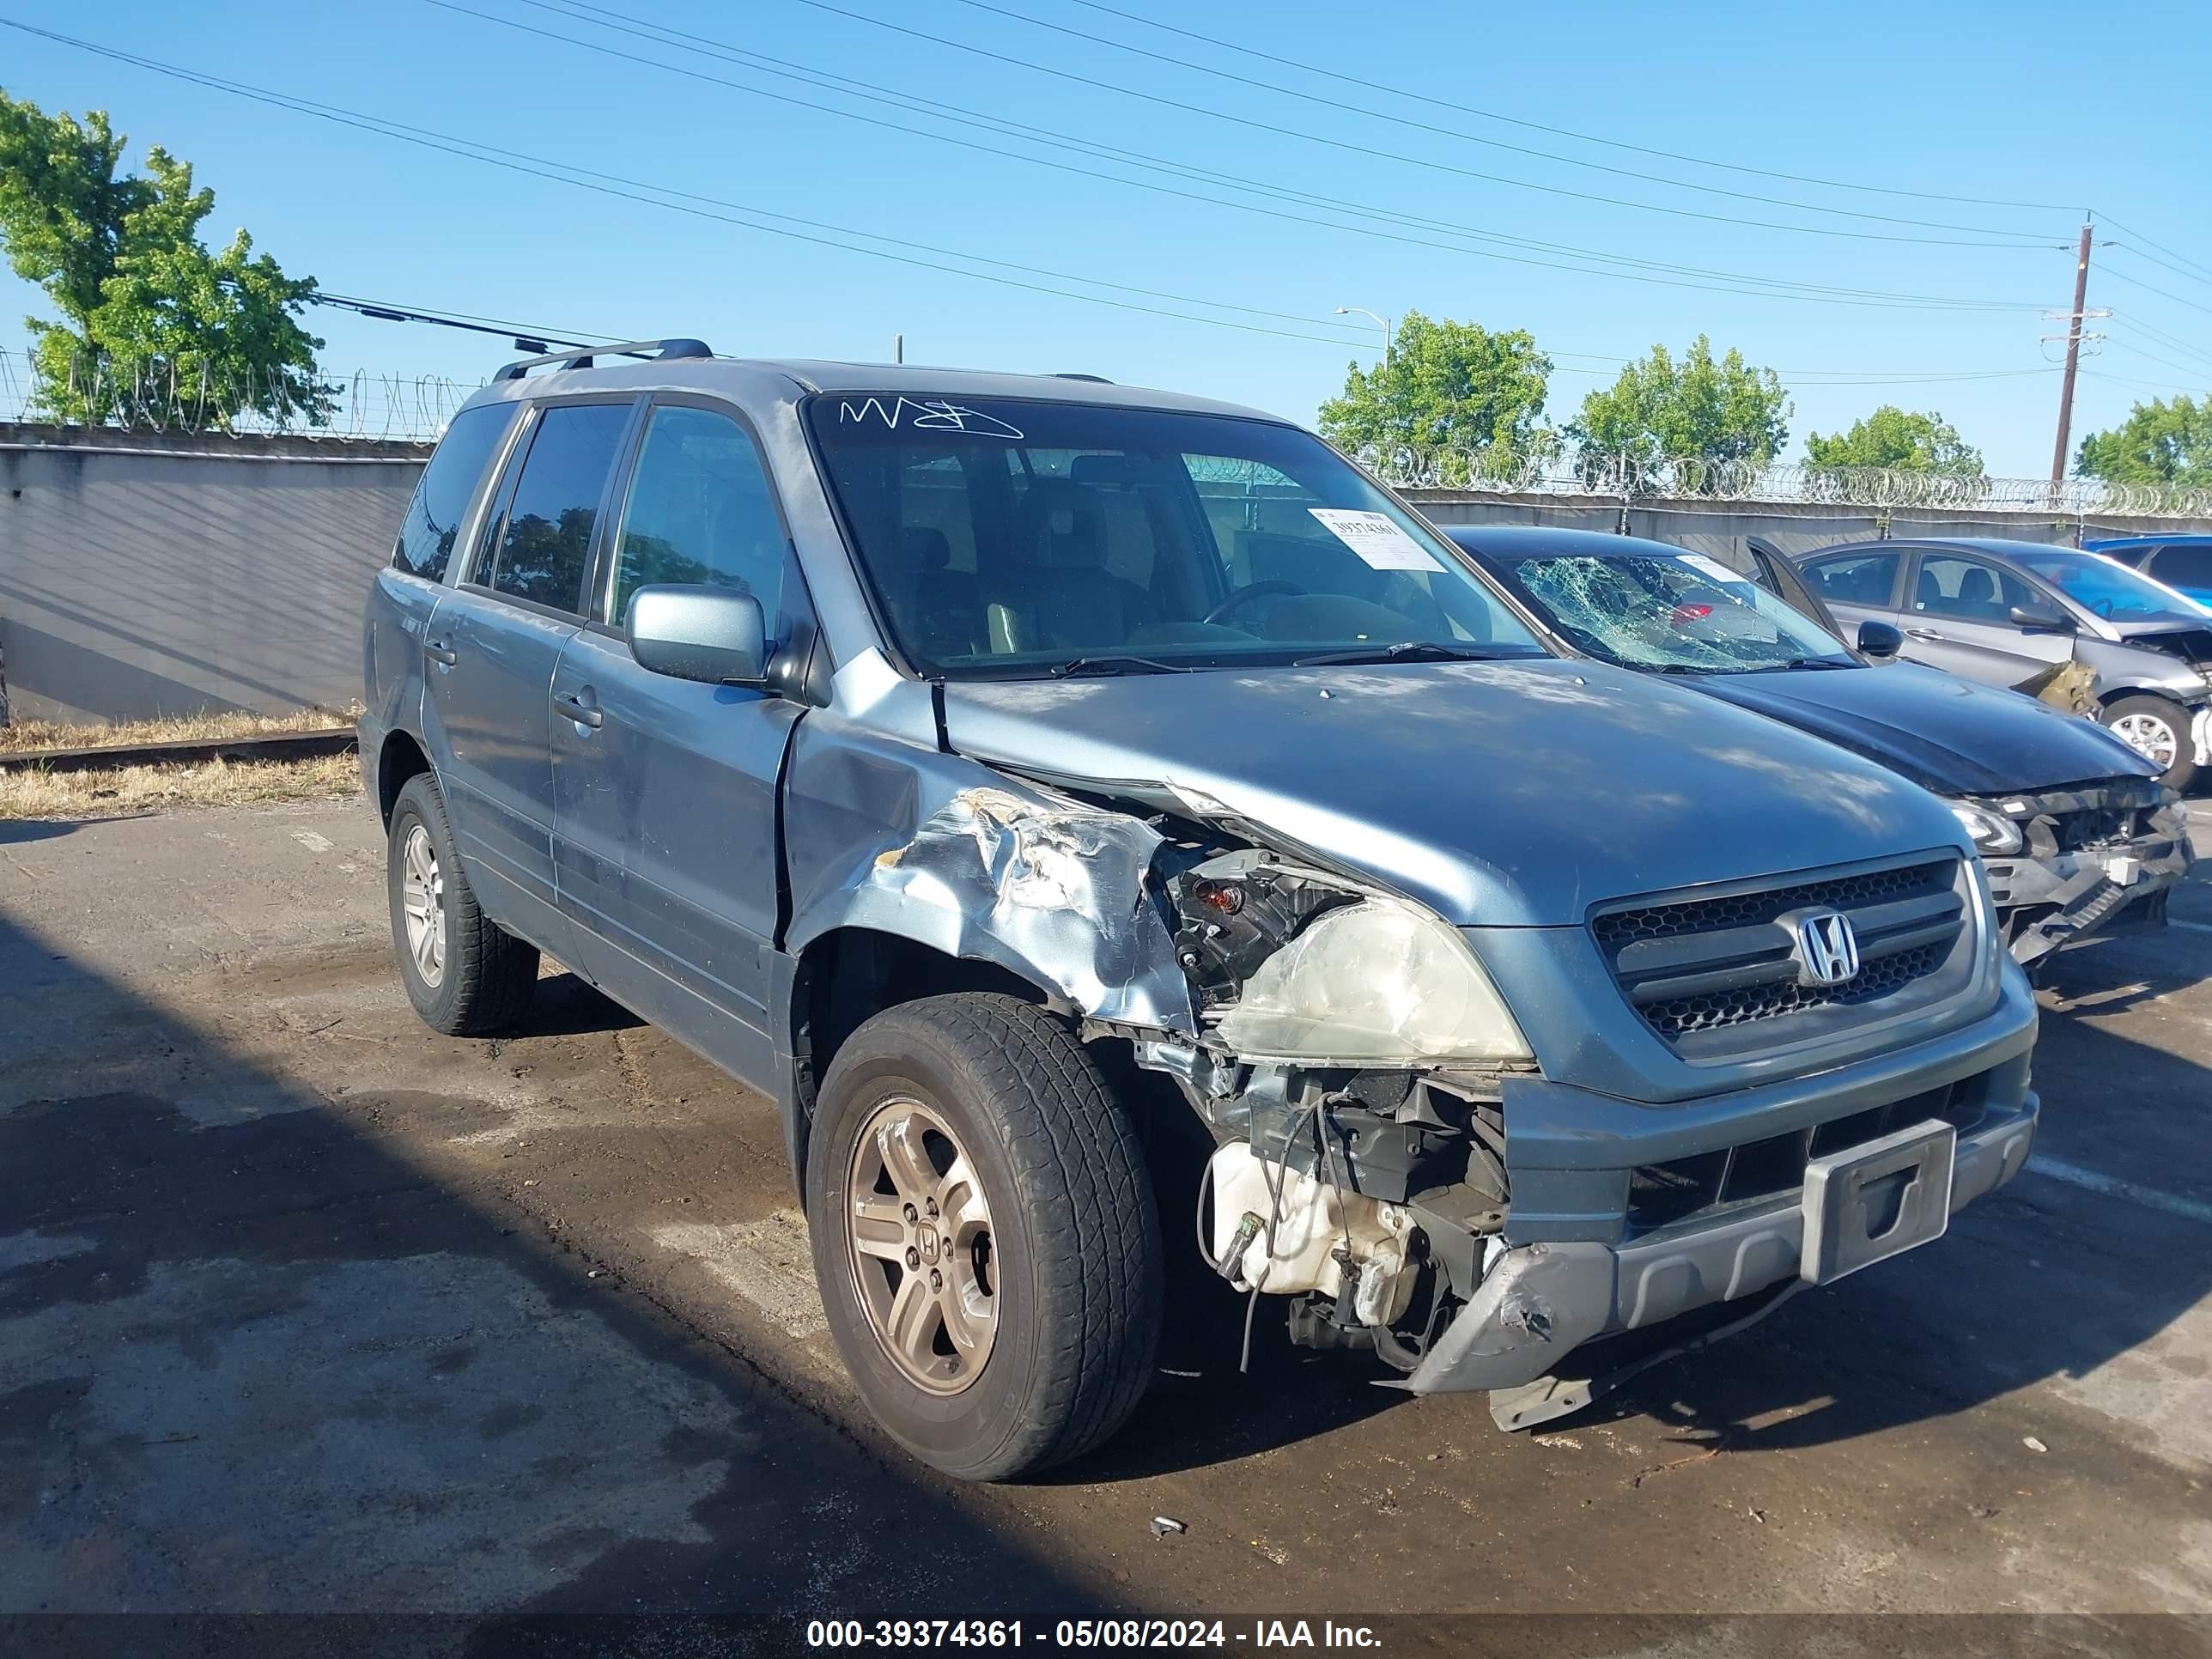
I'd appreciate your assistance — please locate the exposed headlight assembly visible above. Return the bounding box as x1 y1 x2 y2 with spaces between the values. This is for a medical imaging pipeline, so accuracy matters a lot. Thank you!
1948 799 2025 856
1212 891 1532 1066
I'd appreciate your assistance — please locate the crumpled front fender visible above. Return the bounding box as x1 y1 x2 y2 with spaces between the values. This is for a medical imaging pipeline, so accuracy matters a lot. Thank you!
781 710 1197 1034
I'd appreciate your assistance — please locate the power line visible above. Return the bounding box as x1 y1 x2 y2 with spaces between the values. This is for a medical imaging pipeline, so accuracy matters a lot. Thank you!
1052 0 2081 215
0 20 1395 351
430 2 2051 313
511 0 2048 255
938 0 2062 238
772 0 2061 244
2099 259 2212 320
2095 215 2212 287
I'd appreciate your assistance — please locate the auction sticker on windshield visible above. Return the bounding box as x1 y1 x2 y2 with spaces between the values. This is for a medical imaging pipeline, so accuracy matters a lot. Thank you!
1675 552 1753 589
1309 508 1443 572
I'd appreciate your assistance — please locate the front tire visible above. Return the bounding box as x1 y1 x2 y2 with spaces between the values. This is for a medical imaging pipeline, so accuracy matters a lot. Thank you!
806 994 1163 1481
2102 695 2197 792
386 775 539 1035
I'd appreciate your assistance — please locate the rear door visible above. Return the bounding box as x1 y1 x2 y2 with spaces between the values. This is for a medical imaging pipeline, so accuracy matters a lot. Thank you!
1798 548 1905 641
549 398 809 1086
421 397 638 956
1898 550 2074 690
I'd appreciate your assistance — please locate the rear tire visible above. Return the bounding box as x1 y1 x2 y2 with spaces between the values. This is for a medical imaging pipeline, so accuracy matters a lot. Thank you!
807 994 1163 1481
386 774 539 1035
2101 695 2197 793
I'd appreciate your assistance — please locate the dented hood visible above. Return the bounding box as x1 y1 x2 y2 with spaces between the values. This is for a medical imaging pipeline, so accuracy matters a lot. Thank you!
939 658 1972 927
1684 660 2160 797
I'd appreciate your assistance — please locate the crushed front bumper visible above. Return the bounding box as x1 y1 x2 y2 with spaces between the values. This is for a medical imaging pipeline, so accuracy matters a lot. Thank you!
1982 786 2195 966
1395 969 2039 1413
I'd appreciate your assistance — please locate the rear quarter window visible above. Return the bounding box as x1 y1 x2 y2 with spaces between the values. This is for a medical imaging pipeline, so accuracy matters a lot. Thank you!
392 403 516 583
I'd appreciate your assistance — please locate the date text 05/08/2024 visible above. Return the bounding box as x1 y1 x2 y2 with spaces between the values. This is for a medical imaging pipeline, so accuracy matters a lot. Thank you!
805 1620 1383 1650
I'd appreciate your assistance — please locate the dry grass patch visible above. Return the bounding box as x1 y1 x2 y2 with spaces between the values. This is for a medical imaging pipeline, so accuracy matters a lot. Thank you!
0 750 363 819
0 704 359 757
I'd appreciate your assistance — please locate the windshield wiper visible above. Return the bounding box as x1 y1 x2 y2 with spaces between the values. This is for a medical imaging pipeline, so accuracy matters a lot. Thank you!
1738 656 1857 672
1047 654 1192 678
1292 641 1514 667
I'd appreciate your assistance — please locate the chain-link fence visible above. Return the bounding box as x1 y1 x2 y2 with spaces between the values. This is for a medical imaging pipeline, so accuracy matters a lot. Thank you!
1355 444 2212 520
0 349 471 443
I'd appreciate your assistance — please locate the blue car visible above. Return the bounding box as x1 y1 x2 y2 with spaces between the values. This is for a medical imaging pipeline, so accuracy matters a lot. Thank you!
2081 535 2212 610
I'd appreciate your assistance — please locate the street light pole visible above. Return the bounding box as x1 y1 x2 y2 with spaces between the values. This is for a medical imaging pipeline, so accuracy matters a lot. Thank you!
1334 306 1395 367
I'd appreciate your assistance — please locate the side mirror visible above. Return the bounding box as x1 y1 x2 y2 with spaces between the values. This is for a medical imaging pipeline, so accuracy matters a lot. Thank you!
626 585 769 685
1856 620 1903 660
2008 602 2075 634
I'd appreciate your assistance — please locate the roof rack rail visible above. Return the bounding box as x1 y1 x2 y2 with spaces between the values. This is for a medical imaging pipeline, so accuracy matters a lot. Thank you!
1050 372 1113 383
493 337 714 382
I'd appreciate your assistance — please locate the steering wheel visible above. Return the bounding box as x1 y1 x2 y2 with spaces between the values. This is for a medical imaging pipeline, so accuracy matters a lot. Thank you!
1202 579 1305 625
2089 596 2117 619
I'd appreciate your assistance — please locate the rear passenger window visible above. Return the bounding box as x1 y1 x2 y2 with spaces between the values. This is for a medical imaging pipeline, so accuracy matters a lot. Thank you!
2153 545 2212 592
487 402 632 612
608 405 787 625
1807 551 1899 605
392 402 514 582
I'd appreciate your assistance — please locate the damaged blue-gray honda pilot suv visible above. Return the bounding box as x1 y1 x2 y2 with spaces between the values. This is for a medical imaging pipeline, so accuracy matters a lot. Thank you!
361 343 2040 1480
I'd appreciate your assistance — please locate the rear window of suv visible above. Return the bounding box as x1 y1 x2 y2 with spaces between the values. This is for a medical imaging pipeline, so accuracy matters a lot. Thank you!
392 402 514 583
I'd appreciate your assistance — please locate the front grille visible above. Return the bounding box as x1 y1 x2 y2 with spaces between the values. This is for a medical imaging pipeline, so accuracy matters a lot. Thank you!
1640 940 1947 1040
1593 856 1966 1051
1626 1077 1985 1234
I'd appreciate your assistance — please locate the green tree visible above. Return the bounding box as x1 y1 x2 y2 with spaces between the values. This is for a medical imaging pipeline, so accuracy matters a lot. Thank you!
1316 310 1553 479
0 92 331 427
1804 405 1983 476
1566 335 1791 479
2074 394 2212 486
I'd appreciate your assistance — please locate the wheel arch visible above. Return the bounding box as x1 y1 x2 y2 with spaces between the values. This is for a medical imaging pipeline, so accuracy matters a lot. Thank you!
781 927 1060 1196
375 728 435 829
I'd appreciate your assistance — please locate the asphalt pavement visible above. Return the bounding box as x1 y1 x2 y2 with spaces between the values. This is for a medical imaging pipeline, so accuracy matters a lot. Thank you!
3 797 2209 1636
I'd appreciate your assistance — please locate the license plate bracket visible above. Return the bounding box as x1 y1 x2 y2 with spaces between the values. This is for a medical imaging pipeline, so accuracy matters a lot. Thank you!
1800 1118 1956 1285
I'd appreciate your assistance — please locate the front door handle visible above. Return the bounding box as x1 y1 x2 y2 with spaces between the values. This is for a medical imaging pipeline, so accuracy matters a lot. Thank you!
1905 627 1943 641
554 689 604 730
423 636 459 665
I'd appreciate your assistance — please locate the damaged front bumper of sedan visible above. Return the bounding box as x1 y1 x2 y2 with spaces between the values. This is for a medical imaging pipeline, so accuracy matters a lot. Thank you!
1970 780 2195 967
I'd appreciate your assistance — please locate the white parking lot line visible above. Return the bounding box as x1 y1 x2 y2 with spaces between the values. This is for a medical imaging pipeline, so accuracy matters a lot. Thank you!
2026 1155 2212 1225
2172 920 2212 936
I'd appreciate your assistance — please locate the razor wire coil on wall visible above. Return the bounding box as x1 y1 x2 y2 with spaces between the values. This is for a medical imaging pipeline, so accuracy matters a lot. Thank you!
1357 444 2212 520
0 349 474 444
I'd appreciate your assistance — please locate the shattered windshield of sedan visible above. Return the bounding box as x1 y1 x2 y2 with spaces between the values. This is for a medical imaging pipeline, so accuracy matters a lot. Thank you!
1506 551 1856 673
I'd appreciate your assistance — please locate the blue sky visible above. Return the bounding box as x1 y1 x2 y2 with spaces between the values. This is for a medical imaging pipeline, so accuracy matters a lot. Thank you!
3 0 2208 474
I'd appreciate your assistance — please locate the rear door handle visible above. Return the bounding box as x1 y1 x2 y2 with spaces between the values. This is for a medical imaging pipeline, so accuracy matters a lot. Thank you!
554 689 604 730
423 636 458 665
1905 627 1943 641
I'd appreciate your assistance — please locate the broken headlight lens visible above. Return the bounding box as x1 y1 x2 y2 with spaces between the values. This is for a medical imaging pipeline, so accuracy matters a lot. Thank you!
1948 799 2025 856
1213 893 1532 1066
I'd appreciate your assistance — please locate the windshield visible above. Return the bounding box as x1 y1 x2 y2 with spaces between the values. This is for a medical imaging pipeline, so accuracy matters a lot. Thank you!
804 395 1546 678
2005 549 2210 624
1492 548 1856 672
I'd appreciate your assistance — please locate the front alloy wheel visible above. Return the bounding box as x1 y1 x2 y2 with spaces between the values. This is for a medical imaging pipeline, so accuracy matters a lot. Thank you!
2101 694 2197 791
847 1098 999 1394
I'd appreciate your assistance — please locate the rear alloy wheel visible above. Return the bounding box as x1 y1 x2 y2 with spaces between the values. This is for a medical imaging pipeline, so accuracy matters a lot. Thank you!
2102 695 2197 793
807 993 1162 1481
386 775 540 1035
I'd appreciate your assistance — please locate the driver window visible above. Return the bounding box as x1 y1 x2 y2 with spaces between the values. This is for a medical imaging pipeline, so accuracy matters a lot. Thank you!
1913 556 2032 623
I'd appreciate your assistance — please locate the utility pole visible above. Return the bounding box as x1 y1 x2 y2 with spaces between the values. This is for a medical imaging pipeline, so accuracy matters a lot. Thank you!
2046 222 2096 501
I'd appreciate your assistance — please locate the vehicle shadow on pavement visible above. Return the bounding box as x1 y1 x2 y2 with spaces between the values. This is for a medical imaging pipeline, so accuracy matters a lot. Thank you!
0 909 1106 1628
0 817 82 847
1578 934 2212 1460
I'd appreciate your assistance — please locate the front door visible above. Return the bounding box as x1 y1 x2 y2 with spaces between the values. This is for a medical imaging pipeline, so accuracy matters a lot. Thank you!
1899 551 2075 692
421 397 637 957
550 399 807 1088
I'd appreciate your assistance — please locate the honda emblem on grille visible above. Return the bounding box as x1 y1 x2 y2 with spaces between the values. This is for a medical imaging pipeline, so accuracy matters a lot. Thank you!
1790 908 1861 987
